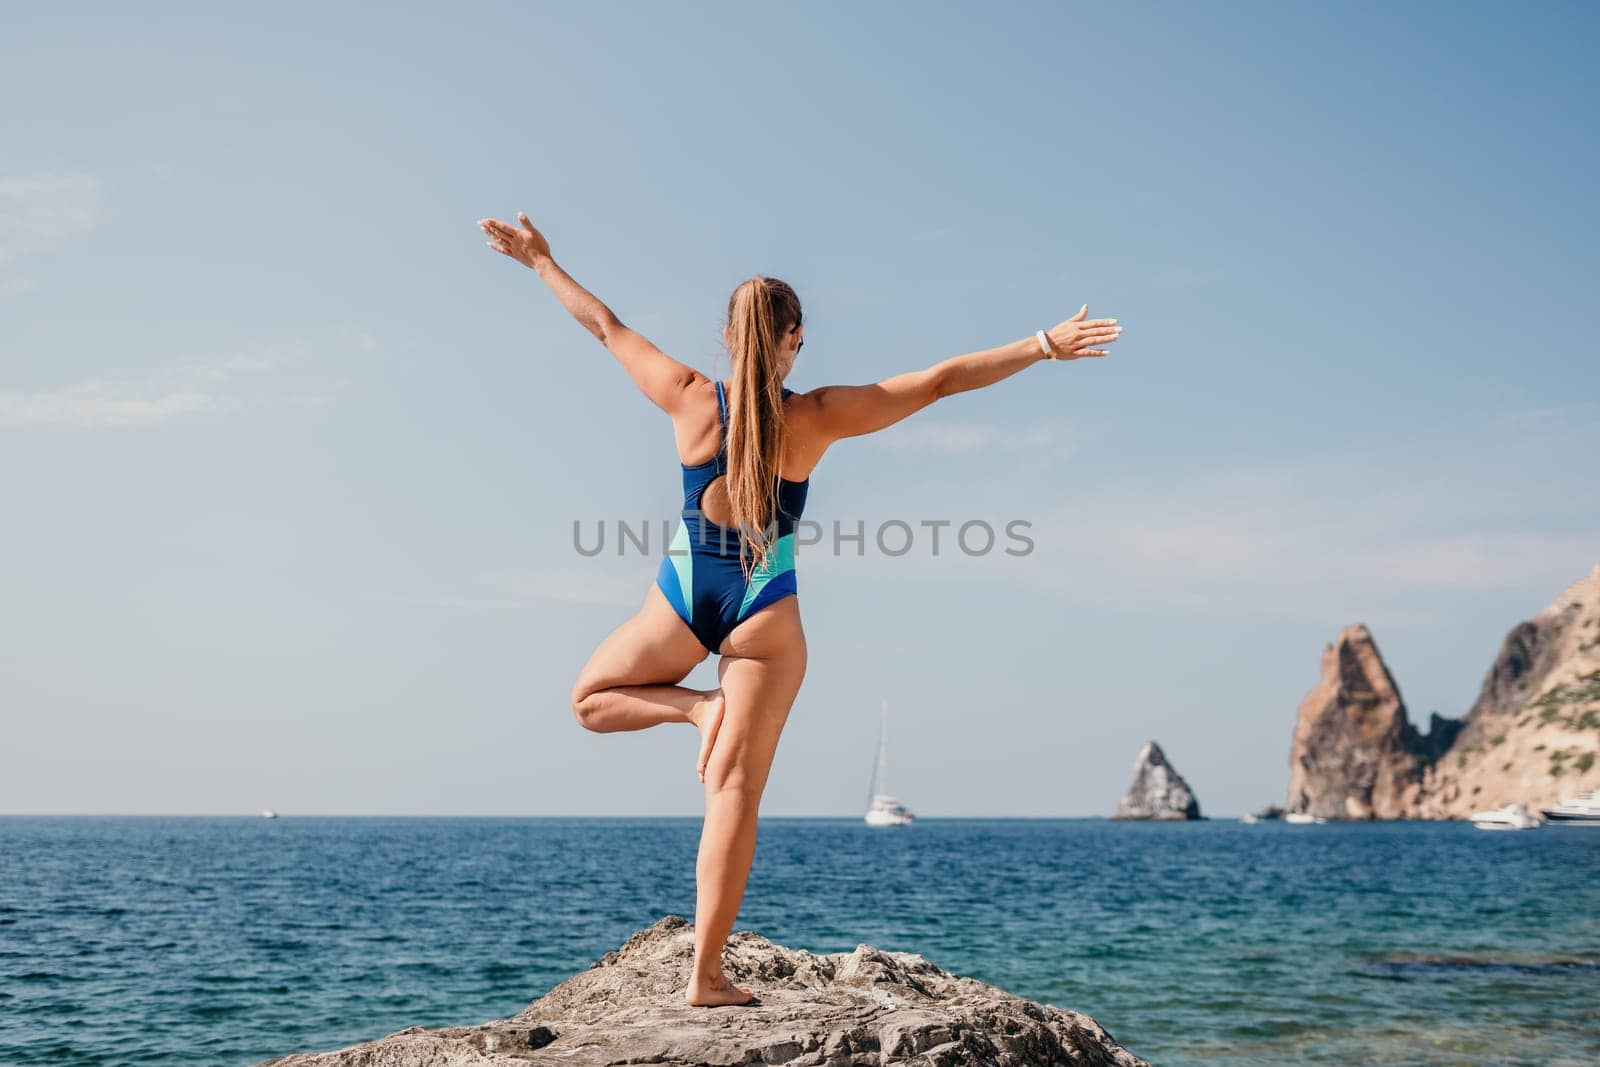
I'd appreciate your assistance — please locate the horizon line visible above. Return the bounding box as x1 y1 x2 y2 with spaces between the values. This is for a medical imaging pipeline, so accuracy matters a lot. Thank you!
0 811 1259 820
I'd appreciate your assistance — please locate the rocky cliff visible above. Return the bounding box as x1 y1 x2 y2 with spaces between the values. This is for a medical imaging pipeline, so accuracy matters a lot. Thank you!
1112 741 1202 820
1287 564 1600 819
1284 624 1446 819
259 915 1147 1066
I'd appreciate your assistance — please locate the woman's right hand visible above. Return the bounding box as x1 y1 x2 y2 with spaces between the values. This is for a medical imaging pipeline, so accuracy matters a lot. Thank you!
1044 305 1122 360
478 212 552 269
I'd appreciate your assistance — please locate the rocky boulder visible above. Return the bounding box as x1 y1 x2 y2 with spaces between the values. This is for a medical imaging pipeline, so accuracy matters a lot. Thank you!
259 915 1148 1066
1112 740 1201 820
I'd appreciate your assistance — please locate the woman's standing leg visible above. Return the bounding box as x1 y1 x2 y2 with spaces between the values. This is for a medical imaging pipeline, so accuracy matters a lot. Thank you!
570 583 726 779
685 598 808 1005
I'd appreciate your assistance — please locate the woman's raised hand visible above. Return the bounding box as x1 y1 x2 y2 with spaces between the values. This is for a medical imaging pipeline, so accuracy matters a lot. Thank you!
477 212 552 269
1044 304 1122 360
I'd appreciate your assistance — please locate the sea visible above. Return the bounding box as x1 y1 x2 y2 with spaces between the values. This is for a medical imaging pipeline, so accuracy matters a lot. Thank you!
1 816 1596 1066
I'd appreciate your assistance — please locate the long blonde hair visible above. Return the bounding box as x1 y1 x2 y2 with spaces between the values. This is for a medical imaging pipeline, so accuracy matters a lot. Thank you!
724 276 802 579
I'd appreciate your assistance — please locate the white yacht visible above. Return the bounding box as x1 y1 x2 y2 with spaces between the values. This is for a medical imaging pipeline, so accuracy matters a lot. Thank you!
1469 803 1541 831
1541 790 1600 825
261 808 279 819
864 699 914 827
1284 812 1327 825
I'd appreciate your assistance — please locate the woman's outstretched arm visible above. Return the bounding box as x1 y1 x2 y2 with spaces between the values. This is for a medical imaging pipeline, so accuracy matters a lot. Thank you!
478 212 703 414
802 305 1121 444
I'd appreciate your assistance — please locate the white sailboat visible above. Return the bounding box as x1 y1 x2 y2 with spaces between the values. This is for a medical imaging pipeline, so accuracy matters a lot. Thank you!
864 699 914 827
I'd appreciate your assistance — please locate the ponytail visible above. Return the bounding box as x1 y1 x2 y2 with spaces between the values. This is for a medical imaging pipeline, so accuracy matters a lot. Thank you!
723 276 801 580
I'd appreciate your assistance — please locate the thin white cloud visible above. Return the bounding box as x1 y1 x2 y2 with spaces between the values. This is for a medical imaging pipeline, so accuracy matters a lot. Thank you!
1331 534 1599 591
1045 509 1597 594
0 383 217 427
1009 459 1600 622
0 173 98 261
0 356 265 429
2 330 371 429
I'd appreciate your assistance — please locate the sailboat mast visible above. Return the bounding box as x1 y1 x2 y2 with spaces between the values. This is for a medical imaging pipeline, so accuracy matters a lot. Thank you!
876 699 890 798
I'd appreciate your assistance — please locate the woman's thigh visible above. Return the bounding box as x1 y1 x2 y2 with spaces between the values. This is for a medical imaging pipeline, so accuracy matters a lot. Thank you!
571 582 711 700
704 598 808 794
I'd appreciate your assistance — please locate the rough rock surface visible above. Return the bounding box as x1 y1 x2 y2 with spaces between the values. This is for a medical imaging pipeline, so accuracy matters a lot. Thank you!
1284 624 1441 819
1413 563 1600 818
1112 741 1201 820
259 915 1148 1067
1286 563 1600 819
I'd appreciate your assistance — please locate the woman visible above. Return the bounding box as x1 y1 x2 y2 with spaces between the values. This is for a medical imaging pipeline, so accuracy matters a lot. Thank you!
477 212 1121 1006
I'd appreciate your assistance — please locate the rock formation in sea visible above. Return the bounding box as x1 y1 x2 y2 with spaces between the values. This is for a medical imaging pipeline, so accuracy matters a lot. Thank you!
1283 623 1446 819
1112 740 1202 820
259 915 1148 1066
1286 563 1600 820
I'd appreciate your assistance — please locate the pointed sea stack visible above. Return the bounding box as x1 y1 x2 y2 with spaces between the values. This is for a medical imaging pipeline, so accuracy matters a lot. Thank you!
1112 740 1202 820
1284 624 1438 820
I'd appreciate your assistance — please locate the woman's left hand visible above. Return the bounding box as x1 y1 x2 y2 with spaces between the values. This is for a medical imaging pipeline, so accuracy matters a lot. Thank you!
478 212 551 268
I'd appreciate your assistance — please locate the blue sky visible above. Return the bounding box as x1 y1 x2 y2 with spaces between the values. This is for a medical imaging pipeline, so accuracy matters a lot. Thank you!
3 1 1596 816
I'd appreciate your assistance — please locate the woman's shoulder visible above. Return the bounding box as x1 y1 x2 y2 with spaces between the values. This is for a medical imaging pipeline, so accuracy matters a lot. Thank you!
779 384 837 430
671 377 727 467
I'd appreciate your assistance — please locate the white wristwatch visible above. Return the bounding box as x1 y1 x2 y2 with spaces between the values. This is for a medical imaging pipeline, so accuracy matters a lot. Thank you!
1035 329 1056 360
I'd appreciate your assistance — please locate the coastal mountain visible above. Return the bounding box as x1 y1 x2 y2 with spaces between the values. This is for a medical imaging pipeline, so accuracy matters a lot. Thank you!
1113 740 1202 820
260 915 1147 1066
1412 562 1600 817
1287 564 1600 819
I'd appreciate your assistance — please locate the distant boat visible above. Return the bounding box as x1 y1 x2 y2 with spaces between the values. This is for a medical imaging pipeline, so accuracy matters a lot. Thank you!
1284 812 1327 825
1470 803 1541 831
1541 790 1600 825
864 699 914 827
261 809 278 819
1240 814 1260 824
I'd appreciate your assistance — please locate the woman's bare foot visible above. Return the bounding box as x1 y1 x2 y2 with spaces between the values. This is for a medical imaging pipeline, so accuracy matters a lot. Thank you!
684 969 755 1006
686 691 726 783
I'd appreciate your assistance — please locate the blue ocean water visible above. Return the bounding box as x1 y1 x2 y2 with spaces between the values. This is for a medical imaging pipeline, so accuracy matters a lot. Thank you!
0 817 1596 1066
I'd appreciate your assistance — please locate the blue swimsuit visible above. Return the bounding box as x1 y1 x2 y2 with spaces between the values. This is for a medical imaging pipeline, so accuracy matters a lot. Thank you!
655 380 810 653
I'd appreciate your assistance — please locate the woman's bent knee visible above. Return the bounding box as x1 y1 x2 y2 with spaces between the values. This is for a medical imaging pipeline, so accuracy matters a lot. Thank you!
570 681 605 731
